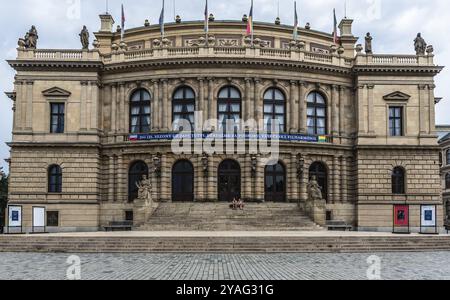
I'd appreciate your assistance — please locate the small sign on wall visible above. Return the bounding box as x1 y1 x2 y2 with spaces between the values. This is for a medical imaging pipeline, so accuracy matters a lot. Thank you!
7 205 23 234
420 205 438 234
393 205 410 234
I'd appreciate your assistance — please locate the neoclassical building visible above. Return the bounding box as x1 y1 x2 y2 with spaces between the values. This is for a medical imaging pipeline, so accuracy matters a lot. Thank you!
439 129 450 225
4 13 445 232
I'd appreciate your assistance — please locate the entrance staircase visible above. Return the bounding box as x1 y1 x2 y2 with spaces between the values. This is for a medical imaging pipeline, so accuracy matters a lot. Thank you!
137 202 323 231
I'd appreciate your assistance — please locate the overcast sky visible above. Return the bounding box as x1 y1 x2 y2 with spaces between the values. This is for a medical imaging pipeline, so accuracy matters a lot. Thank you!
0 0 449 172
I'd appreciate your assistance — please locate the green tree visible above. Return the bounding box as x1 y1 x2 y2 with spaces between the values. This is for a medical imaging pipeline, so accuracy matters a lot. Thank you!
0 168 8 232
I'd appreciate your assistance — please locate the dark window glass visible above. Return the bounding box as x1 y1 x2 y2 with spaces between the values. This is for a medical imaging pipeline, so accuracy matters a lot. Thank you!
50 103 65 133
125 210 134 222
218 160 241 202
130 89 151 134
307 92 327 135
48 165 62 193
46 211 59 227
263 88 286 133
218 87 242 131
128 161 149 202
446 173 450 190
389 107 403 136
447 150 450 165
309 162 328 201
172 160 194 202
173 87 196 131
392 167 405 194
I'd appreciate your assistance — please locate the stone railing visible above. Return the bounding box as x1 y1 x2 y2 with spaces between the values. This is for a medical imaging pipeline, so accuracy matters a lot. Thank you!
17 49 101 61
355 54 434 66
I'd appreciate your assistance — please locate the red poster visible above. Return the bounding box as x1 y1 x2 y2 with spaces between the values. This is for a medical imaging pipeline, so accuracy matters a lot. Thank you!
394 205 409 227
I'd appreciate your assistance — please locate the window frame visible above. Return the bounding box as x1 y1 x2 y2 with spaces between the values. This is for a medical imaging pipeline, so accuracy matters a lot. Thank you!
217 86 242 131
46 211 59 227
263 88 286 133
48 165 62 194
306 92 327 136
172 86 196 131
389 106 404 137
129 89 152 134
446 173 450 190
392 167 406 195
50 102 65 134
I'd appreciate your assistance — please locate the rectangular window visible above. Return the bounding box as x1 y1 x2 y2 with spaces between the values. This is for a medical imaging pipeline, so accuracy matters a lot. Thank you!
46 211 59 227
125 211 134 222
50 103 65 133
389 107 403 137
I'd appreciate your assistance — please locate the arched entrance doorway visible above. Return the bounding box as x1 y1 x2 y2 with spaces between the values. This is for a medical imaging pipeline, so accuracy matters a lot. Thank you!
218 160 241 202
265 162 286 202
172 160 194 202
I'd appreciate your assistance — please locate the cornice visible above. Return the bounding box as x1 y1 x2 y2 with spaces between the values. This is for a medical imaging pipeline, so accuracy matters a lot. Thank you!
7 60 103 71
352 65 444 75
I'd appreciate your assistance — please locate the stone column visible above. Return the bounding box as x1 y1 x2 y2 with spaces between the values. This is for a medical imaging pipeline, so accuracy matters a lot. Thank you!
245 78 252 121
428 84 436 134
111 84 117 133
207 155 215 201
357 85 366 134
300 156 309 203
254 79 262 125
161 154 171 202
90 81 99 131
161 79 170 131
20 82 28 131
80 81 88 131
256 155 265 202
208 78 216 127
109 155 116 202
117 155 125 202
198 78 205 124
340 155 346 203
243 154 250 202
118 83 126 133
299 82 307 133
339 86 346 136
289 81 298 133
332 156 340 204
367 84 375 134
331 85 340 136
418 85 427 134
14 81 23 131
290 153 299 203
25 81 34 131
152 80 159 131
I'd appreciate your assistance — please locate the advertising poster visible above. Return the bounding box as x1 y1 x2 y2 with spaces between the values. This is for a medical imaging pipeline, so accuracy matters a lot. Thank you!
394 205 409 227
8 206 22 227
421 205 436 227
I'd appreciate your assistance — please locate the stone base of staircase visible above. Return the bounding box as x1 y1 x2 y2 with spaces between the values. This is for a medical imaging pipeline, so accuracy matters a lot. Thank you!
138 202 323 231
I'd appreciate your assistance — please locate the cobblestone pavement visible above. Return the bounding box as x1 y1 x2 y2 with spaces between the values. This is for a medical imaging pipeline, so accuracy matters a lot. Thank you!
1 252 450 280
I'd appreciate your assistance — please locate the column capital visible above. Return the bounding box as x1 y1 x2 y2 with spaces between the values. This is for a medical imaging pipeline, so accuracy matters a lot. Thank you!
80 81 90 86
25 80 34 85
428 84 436 90
366 84 375 89
290 80 298 86
418 84 428 90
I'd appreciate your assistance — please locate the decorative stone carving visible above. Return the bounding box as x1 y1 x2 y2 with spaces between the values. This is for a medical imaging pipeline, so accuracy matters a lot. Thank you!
426 45 434 55
365 32 373 54
153 39 161 47
305 22 311 30
216 38 239 47
202 152 209 176
207 35 216 46
208 14 215 22
251 155 257 177
153 154 162 177
79 26 90 50
111 43 119 52
136 175 152 206
24 26 38 49
304 176 326 226
144 19 150 27
92 39 100 49
133 175 157 227
242 14 248 22
414 33 427 56
275 17 281 25
176 15 182 23
355 44 363 54
337 46 345 56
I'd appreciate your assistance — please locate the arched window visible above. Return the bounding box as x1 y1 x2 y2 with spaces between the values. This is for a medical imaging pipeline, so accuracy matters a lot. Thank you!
264 88 286 133
128 161 149 202
446 173 450 190
173 86 195 131
48 165 62 193
172 160 194 202
218 87 242 131
309 162 328 201
307 92 327 136
265 162 286 202
392 167 405 194
447 150 450 165
130 89 151 134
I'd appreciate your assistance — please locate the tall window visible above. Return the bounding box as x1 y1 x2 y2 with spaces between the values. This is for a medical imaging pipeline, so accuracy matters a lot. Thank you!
446 173 450 190
309 162 328 201
447 150 450 165
128 161 149 202
307 92 327 135
48 165 62 193
389 107 403 137
130 89 151 134
264 88 286 132
173 86 195 131
392 167 405 194
218 86 241 131
50 103 65 133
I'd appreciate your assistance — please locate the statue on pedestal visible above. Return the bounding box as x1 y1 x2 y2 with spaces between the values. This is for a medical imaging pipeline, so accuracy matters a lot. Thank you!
365 32 373 54
414 33 427 56
307 176 323 201
79 26 90 50
136 175 152 206
24 26 38 49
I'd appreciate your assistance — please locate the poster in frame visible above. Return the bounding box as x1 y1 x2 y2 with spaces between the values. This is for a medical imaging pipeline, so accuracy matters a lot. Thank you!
32 206 46 234
7 205 23 234
420 205 438 235
393 205 410 234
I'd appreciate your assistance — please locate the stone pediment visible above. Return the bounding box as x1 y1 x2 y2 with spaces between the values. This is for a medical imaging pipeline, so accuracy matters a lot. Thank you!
42 87 72 98
383 91 411 101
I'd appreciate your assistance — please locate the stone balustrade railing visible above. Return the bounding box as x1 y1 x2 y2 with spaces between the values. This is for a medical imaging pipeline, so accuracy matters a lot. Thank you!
15 47 436 68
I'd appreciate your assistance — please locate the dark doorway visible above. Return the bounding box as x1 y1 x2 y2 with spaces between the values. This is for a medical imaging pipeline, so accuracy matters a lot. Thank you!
309 162 328 201
265 162 286 202
218 160 241 202
172 160 194 202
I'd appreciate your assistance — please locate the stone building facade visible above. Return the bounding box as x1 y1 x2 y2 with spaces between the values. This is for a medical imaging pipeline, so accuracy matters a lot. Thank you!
4 14 444 232
439 129 450 225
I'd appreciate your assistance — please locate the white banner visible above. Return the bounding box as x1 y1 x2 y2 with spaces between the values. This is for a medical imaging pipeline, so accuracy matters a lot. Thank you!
33 207 45 228
8 206 22 227
421 205 436 227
